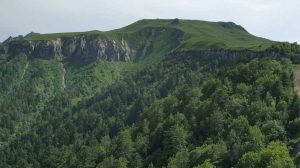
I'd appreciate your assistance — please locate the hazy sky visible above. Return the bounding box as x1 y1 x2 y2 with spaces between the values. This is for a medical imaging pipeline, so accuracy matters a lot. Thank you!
0 0 299 43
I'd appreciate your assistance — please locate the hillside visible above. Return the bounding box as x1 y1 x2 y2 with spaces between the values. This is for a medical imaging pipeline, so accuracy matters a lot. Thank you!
19 19 274 52
0 19 300 168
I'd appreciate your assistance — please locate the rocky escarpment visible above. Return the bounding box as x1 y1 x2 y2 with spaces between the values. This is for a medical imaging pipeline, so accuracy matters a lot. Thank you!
168 50 282 61
4 36 136 63
2 27 183 64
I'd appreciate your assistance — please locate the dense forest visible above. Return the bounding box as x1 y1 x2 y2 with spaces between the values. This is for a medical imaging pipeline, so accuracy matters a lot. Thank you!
0 19 300 167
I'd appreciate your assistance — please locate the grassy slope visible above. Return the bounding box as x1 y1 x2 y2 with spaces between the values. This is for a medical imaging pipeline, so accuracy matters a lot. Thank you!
114 19 275 51
26 19 275 52
26 30 102 41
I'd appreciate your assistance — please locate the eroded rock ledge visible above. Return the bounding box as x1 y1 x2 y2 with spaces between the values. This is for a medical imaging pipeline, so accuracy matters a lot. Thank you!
168 50 281 61
3 36 136 63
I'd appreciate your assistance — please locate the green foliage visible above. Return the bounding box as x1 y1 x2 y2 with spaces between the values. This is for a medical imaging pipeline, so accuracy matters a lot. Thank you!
0 38 299 167
268 42 300 63
65 60 131 99
226 116 265 164
167 150 190 168
189 141 227 167
237 142 296 168
194 160 216 168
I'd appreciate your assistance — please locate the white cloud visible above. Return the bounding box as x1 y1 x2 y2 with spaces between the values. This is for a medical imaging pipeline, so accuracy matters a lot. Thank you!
0 0 299 43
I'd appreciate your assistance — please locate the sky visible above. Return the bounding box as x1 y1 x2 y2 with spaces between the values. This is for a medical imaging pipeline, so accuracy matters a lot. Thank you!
0 0 299 43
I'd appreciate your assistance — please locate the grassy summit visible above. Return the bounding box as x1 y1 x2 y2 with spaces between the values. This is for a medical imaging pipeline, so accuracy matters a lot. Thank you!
114 19 274 51
26 19 275 52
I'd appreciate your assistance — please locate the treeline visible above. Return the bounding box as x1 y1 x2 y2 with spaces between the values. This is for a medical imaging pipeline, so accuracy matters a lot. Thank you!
268 42 300 63
0 54 300 167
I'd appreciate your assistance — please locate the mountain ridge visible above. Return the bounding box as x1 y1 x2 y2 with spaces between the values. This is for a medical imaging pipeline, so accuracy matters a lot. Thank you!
2 19 275 53
0 19 281 70
0 19 300 167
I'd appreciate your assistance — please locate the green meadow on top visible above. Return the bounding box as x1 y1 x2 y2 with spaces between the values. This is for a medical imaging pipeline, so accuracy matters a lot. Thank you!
26 19 275 52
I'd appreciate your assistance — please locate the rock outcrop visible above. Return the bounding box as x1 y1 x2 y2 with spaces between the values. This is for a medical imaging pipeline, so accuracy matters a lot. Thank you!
168 50 281 61
1 27 183 64
5 35 136 63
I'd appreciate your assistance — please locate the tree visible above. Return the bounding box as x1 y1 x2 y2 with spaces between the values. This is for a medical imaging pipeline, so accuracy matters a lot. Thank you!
167 150 190 168
194 160 216 168
227 116 264 164
115 129 134 159
189 141 227 167
237 142 295 168
261 120 286 142
164 124 189 155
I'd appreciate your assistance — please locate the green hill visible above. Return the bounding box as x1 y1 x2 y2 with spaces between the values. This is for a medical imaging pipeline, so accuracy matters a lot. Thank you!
114 19 273 51
26 19 274 51
0 19 300 168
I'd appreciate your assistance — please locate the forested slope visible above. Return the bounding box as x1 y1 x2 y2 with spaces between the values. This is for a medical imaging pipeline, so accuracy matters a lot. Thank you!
0 19 300 168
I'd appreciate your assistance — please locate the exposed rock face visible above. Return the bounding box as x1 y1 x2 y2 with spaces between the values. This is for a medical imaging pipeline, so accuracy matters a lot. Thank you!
5 35 136 63
0 45 6 55
2 27 281 64
169 50 281 61
2 27 184 64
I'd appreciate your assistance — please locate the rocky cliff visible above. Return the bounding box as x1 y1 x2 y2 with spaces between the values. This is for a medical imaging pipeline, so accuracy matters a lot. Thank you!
1 19 283 64
168 50 282 61
3 36 134 63
1 27 183 64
